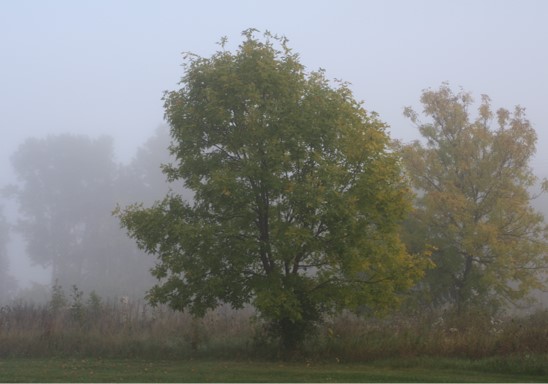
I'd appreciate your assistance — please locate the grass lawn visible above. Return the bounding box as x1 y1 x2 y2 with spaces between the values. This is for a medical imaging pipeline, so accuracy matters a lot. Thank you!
0 356 546 382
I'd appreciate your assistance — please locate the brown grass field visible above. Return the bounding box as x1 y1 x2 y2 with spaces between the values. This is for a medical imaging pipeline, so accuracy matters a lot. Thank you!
0 294 546 381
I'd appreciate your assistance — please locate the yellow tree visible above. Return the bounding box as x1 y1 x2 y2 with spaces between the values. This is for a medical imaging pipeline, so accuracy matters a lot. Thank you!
401 84 548 312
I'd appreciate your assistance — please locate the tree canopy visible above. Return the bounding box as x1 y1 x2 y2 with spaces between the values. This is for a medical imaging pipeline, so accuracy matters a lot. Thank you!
117 30 427 351
401 84 548 311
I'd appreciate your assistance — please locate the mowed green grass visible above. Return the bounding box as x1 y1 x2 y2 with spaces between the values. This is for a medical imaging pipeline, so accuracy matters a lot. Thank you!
0 356 546 382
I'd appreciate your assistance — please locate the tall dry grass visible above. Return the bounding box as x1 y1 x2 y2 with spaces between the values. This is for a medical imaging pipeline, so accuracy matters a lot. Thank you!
307 308 548 361
0 288 546 361
0 295 255 359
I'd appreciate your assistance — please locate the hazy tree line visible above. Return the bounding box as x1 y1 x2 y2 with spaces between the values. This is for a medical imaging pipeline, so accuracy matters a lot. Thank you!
0 99 546 313
0 32 546 340
0 126 187 301
0 208 16 301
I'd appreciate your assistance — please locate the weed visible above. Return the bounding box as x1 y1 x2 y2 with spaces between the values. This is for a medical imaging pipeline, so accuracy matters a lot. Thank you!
0 283 546 361
49 279 67 313
69 285 85 324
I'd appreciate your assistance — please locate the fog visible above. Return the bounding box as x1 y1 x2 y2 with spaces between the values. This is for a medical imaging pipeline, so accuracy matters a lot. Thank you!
1 1 547 306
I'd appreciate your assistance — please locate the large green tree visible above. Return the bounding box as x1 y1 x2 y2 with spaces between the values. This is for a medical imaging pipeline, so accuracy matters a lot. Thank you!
117 30 426 351
401 84 548 312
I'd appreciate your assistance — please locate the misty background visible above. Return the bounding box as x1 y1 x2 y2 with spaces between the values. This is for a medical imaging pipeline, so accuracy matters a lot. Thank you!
1 0 547 304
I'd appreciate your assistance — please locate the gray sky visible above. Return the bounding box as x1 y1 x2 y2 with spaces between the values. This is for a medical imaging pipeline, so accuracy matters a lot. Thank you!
1 0 547 175
1 0 548 284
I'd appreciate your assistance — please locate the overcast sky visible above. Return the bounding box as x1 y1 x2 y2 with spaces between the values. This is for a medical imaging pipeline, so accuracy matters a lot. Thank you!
1 0 548 284
2 0 547 179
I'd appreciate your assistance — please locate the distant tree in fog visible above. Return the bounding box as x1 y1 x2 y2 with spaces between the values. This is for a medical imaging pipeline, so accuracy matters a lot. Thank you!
10 135 116 291
8 134 157 297
0 208 17 301
117 125 189 206
400 84 548 312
